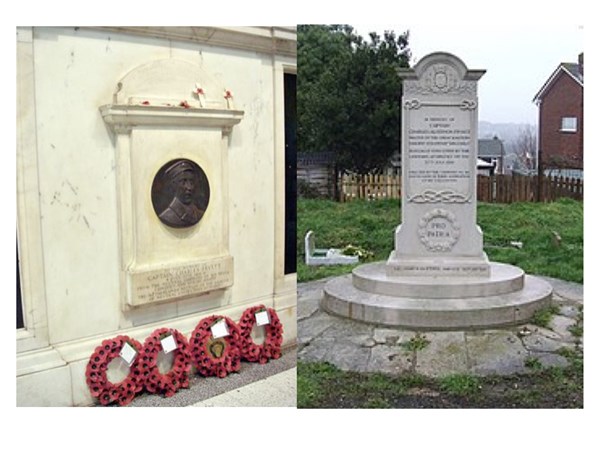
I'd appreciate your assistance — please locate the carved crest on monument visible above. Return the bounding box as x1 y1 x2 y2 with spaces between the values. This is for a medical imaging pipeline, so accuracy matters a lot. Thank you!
403 63 477 96
417 208 461 252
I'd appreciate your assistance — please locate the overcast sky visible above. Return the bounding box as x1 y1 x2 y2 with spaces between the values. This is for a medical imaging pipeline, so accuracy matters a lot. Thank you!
354 23 584 125
6 3 587 128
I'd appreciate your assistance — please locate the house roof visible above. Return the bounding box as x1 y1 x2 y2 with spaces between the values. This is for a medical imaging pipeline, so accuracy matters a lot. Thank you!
477 158 494 168
478 138 504 158
562 63 583 82
533 60 583 103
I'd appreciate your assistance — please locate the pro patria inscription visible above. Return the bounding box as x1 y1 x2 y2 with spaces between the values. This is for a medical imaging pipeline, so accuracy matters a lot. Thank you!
418 208 460 252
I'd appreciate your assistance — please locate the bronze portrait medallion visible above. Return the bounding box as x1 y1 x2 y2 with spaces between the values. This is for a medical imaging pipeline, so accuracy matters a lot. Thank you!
151 158 210 228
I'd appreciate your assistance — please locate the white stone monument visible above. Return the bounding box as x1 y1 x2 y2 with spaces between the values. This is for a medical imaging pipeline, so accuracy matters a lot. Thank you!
321 52 553 329
388 52 489 277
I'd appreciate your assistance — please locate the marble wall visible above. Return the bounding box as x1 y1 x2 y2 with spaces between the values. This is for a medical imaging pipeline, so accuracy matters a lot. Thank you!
16 26 297 406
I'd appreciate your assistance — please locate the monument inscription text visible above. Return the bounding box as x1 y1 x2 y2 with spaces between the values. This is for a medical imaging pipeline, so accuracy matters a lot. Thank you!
129 256 233 306
406 107 472 203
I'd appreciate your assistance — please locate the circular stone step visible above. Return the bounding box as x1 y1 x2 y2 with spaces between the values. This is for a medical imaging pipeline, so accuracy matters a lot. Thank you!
321 273 553 330
352 262 524 299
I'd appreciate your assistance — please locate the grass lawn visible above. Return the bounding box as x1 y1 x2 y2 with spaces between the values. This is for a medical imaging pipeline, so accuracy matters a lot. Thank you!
296 196 583 408
297 197 583 283
297 349 583 408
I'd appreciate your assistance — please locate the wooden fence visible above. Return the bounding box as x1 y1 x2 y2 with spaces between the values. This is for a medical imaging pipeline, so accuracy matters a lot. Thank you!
339 173 583 203
339 172 402 202
477 174 583 203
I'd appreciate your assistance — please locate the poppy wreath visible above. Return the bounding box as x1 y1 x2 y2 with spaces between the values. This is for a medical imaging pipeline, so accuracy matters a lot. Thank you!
85 335 144 406
190 315 242 378
135 328 192 398
238 305 284 364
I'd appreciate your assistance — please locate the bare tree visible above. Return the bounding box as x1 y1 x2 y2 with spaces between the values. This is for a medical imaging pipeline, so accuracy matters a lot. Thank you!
513 125 537 173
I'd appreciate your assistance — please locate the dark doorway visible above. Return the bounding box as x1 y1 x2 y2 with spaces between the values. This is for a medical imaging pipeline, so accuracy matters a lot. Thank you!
284 73 297 275
17 242 24 329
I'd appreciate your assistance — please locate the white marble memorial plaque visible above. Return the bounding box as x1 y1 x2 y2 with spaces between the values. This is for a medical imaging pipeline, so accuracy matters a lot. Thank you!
128 255 233 306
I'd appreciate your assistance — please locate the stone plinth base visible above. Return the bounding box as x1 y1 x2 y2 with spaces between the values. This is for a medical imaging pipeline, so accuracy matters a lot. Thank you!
357 261 523 299
320 261 553 330
387 251 491 278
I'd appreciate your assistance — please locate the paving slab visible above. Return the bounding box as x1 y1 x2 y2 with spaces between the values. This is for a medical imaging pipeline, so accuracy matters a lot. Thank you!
559 304 581 319
298 280 325 321
298 311 335 345
326 340 371 372
414 331 469 377
297 295 320 321
548 315 579 341
367 345 413 374
540 276 583 303
298 275 582 378
521 331 568 353
373 328 411 345
529 352 570 369
466 330 529 376
320 316 374 346
191 368 296 407
298 336 337 363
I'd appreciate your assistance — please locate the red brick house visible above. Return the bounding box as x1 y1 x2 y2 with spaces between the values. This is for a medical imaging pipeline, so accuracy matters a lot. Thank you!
533 53 583 176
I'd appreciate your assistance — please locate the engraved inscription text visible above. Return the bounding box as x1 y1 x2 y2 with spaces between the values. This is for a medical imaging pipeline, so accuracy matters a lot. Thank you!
129 256 233 306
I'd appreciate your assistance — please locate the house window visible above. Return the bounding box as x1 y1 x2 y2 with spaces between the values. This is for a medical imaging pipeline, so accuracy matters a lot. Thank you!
560 117 578 132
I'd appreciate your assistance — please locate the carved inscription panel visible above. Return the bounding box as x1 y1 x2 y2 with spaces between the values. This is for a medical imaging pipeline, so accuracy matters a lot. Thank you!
128 256 233 306
405 106 473 203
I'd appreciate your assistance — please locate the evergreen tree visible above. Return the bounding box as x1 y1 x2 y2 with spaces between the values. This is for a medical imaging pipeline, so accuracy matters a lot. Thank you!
298 25 411 174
